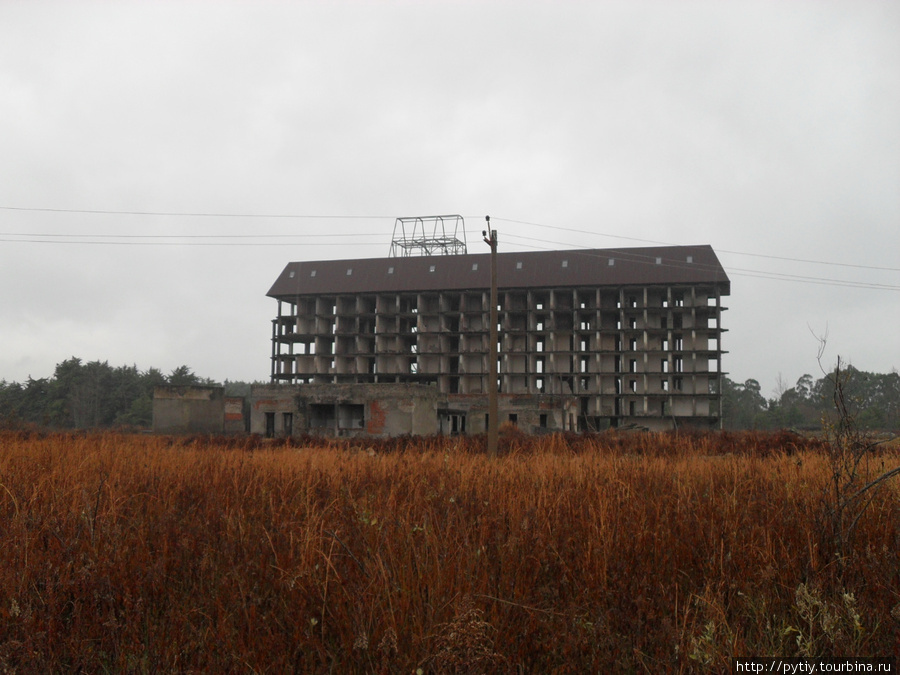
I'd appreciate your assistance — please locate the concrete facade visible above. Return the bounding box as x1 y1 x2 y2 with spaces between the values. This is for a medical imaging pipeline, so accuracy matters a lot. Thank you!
249 383 442 438
267 245 730 432
152 386 225 434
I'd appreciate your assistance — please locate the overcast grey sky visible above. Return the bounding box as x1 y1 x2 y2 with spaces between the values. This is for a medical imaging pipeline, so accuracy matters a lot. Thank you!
1 1 898 397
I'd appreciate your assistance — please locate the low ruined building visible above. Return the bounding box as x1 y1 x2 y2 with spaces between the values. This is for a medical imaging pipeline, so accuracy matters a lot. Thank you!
249 383 442 438
266 243 730 433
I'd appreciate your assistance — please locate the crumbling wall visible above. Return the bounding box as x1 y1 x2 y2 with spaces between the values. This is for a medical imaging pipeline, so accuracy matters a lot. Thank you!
152 386 225 434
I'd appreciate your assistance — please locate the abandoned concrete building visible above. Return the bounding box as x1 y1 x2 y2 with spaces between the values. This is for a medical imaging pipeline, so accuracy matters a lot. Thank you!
263 236 730 436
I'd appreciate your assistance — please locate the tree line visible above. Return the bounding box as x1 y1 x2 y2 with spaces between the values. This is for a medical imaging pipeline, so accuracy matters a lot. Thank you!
722 366 899 432
0 357 252 430
1 356 897 432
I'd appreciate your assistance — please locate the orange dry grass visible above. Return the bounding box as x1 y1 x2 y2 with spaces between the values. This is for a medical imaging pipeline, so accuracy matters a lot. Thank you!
0 430 897 673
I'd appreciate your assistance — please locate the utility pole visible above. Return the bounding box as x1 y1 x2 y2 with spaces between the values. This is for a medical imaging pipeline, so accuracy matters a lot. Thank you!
483 218 498 458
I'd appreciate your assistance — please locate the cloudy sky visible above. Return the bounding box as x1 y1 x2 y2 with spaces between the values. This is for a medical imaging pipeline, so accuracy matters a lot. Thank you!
1 1 897 397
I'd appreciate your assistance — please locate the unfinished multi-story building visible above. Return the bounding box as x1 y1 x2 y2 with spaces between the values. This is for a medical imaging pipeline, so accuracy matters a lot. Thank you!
266 238 730 434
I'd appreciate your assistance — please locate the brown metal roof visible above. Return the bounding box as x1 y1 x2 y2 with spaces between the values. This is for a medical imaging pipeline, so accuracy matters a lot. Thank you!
266 245 730 299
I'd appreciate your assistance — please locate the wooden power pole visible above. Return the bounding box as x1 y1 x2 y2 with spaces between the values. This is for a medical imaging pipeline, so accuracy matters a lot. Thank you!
483 218 498 458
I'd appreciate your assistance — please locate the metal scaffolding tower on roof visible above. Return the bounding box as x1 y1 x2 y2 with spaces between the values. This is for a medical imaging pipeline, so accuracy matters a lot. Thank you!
389 214 467 257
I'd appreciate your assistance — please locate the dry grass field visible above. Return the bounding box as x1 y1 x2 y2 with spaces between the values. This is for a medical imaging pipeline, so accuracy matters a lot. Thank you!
0 429 897 673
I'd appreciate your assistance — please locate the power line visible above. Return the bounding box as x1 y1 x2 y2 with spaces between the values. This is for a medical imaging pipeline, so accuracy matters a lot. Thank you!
493 217 900 272
0 205 393 219
0 238 385 247
3 204 897 289
0 232 387 239
501 233 900 292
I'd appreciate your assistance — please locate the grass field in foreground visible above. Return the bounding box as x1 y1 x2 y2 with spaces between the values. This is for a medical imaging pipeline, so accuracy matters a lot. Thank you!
0 430 897 673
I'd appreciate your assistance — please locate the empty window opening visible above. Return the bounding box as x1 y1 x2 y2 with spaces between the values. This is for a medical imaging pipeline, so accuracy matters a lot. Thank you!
508 413 518 425
388 266 394 274
629 359 637 373
282 413 293 436
310 270 317 277
289 270 295 278
516 261 523 270
472 263 478 271
608 259 615 266
629 380 637 392
539 414 548 428
309 404 335 429
429 265 436 272
448 414 466 434
264 412 275 438
338 404 365 429
346 268 352 276
661 379 669 392
562 260 568 268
